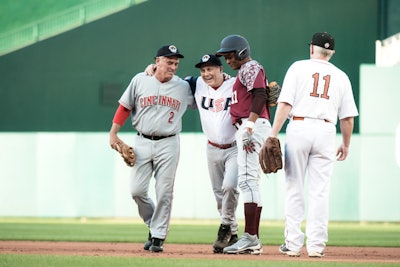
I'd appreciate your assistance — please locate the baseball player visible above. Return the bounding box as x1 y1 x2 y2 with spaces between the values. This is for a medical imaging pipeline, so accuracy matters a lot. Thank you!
215 35 271 254
185 54 239 253
109 44 194 253
267 32 359 257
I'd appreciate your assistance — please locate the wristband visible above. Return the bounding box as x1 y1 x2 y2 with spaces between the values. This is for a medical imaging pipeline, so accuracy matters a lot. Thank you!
244 120 255 129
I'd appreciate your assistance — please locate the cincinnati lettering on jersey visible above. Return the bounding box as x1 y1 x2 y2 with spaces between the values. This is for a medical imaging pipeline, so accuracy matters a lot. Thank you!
201 97 231 112
139 95 181 111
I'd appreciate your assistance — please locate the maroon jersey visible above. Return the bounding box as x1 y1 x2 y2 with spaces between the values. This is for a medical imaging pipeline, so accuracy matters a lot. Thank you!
230 60 270 124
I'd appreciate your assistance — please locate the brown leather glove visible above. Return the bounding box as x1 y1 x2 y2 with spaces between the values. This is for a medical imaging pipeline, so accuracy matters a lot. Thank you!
115 142 136 167
259 137 283 174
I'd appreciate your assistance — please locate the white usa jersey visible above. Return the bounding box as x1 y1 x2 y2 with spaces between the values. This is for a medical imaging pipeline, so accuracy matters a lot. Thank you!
194 77 236 144
278 59 358 125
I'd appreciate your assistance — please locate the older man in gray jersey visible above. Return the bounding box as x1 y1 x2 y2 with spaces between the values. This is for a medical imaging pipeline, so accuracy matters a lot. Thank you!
109 44 194 253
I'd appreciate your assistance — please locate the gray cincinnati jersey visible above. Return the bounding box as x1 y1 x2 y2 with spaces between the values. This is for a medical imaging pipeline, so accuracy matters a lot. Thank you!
119 73 194 136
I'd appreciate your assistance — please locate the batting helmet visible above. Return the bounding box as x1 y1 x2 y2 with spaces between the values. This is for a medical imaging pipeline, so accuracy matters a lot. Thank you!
216 35 250 60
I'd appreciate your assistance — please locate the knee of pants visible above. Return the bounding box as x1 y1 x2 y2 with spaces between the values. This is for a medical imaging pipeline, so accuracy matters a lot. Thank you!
130 187 148 199
222 183 239 195
238 179 257 192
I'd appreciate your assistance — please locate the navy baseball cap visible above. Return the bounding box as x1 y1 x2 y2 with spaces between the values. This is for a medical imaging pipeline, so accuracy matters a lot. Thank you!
195 54 222 68
310 32 335 50
155 45 184 58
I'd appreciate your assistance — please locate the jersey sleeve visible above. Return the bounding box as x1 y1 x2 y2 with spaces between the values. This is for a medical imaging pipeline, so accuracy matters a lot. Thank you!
183 80 196 109
119 73 144 110
239 62 266 91
277 62 298 105
338 75 359 119
184 76 198 96
253 70 267 89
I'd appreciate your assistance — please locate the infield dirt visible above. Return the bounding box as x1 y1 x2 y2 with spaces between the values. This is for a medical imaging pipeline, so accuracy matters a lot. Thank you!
1 241 400 264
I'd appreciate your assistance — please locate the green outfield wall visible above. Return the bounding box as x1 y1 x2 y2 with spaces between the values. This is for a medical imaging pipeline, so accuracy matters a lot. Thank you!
0 0 381 133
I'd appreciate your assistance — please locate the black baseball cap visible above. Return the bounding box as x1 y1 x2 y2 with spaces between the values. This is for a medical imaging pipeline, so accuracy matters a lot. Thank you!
310 32 335 50
195 54 222 68
155 45 184 58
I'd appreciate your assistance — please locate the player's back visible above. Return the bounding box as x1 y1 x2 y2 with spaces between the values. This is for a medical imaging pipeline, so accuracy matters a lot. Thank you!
281 59 352 124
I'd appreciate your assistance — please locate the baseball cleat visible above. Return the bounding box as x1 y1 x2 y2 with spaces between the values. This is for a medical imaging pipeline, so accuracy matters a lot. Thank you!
308 251 325 258
149 238 164 252
213 247 224 253
143 232 152 251
228 234 238 245
239 247 263 255
279 244 301 257
223 232 262 254
213 224 231 253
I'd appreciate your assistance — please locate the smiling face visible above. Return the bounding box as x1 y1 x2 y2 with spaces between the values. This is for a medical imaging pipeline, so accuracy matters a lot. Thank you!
199 64 224 88
154 56 180 82
219 51 252 71
219 52 243 70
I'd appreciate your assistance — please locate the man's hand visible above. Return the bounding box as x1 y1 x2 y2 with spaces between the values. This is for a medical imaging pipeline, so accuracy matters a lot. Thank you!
242 130 255 153
145 64 156 76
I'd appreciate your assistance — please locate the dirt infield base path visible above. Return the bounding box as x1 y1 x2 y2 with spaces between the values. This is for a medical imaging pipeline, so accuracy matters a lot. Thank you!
1 241 400 264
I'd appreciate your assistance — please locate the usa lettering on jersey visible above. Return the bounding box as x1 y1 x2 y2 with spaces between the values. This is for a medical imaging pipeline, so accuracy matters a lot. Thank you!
201 96 231 112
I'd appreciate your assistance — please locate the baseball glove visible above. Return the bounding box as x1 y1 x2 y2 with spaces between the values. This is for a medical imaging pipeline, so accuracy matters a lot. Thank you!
115 142 136 167
267 81 281 107
259 137 283 174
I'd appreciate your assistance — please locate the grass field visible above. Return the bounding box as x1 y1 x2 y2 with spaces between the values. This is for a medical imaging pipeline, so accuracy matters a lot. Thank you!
1 254 398 267
0 218 400 247
0 218 399 267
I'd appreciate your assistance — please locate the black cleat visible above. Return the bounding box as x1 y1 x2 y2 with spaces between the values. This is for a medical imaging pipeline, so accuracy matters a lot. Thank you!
149 238 164 252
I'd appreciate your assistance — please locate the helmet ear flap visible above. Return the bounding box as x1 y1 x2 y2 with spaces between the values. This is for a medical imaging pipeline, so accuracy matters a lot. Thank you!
236 48 248 60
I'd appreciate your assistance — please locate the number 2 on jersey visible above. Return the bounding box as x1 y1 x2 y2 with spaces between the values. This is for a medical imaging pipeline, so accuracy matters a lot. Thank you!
168 111 174 124
310 73 331 99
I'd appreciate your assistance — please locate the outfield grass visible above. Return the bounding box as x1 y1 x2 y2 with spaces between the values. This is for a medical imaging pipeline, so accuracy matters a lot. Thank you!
1 218 399 267
0 218 399 247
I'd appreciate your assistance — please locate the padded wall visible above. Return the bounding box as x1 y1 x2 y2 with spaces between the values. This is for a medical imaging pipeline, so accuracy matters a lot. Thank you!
0 0 378 132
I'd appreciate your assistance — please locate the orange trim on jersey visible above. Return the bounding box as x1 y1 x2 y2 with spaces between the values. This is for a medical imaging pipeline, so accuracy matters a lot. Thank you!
293 116 330 123
112 104 130 125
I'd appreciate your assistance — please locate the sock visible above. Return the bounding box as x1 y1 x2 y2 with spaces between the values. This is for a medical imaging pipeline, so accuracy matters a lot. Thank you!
244 203 258 235
255 206 262 237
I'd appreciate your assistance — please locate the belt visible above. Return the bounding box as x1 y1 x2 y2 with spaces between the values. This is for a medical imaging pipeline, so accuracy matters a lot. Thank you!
293 116 330 123
208 140 236 149
138 132 176 140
